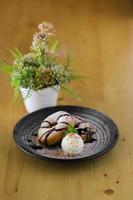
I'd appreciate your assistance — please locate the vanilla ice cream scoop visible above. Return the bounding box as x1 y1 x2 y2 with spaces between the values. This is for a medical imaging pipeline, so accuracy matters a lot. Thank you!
61 133 84 155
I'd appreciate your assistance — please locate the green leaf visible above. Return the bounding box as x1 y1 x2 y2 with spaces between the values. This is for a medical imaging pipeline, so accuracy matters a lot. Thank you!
50 40 59 53
64 50 71 69
64 125 78 136
0 60 14 74
15 48 23 57
7 48 22 59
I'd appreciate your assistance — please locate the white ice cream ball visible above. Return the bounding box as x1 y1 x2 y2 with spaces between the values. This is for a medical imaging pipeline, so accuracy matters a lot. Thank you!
61 133 84 155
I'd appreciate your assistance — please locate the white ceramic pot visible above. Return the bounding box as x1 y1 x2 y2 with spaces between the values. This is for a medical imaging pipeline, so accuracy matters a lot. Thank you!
20 85 60 113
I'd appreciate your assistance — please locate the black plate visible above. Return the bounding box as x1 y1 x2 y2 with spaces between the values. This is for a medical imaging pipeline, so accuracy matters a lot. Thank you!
13 105 119 161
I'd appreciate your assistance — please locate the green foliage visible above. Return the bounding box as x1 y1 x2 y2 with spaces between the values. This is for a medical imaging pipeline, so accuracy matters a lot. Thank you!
0 21 81 97
0 60 13 74
50 40 59 54
64 125 78 136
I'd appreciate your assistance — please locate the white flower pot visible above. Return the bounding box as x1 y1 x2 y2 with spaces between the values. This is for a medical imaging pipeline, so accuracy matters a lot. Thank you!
20 86 60 113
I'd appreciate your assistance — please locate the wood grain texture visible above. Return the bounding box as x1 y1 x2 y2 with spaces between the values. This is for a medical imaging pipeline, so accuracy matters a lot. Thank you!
0 0 133 199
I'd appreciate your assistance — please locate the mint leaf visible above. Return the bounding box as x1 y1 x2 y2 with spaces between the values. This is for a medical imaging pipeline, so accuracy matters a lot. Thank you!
64 125 78 136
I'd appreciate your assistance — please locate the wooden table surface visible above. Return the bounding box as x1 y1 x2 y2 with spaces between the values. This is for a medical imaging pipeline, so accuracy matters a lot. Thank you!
0 0 133 199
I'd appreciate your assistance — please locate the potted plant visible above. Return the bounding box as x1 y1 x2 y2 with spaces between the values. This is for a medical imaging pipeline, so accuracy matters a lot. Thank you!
0 21 78 113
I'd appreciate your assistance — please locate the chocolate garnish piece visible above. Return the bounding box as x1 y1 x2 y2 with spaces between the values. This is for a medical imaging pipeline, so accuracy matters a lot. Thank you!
55 127 67 132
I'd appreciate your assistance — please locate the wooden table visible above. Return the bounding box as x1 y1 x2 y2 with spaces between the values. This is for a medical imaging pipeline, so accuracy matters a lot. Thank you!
0 0 133 199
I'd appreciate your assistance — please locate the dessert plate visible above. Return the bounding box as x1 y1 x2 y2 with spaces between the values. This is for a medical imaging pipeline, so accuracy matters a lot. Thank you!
13 105 119 161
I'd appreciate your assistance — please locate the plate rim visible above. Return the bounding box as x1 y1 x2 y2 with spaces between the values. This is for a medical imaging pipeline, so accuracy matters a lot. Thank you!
13 105 119 161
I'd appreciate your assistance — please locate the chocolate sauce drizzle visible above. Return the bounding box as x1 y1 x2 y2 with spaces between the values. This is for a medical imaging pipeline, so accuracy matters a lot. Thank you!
60 121 69 125
57 113 70 121
39 128 54 144
41 120 53 127
39 126 67 145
